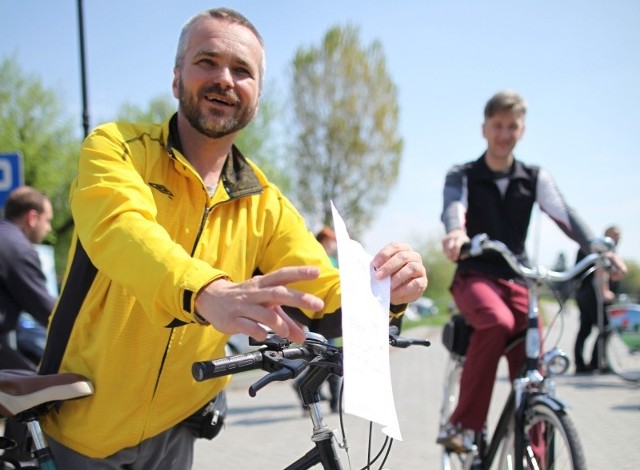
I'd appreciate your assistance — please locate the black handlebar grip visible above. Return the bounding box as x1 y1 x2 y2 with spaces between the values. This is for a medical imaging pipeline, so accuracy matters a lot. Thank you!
192 351 263 382
390 336 431 348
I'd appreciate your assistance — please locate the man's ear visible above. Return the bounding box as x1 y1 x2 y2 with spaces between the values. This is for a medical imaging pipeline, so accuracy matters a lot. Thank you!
172 68 180 99
25 209 39 229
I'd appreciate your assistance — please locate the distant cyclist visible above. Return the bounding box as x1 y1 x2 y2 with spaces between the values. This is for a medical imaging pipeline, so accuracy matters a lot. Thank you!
573 224 627 374
438 90 595 453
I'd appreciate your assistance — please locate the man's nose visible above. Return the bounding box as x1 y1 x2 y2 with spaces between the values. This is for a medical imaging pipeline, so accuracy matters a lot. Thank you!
213 66 234 88
499 129 513 140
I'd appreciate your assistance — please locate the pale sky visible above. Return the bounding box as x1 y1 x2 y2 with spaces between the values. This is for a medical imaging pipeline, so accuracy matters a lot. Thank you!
3 0 639 266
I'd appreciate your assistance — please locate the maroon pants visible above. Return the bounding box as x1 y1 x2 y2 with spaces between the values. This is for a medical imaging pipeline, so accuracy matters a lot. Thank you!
449 271 530 431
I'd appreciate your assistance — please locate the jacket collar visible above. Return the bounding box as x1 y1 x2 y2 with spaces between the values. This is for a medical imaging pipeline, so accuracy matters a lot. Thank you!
165 113 263 198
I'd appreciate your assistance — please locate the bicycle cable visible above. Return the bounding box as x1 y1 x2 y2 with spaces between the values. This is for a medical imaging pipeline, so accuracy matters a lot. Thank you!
335 378 395 470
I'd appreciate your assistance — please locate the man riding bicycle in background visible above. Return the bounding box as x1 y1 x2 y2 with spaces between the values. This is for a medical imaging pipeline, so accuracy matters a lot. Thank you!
437 90 601 453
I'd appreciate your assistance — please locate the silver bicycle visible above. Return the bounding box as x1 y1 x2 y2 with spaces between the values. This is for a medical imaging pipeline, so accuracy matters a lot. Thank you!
437 234 614 470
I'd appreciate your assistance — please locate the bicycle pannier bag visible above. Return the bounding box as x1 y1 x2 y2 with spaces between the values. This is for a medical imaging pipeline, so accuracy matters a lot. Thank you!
442 314 474 356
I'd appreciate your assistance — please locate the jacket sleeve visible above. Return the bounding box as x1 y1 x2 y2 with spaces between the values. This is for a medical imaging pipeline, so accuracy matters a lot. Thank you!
263 190 342 304
536 168 594 253
441 164 468 233
6 243 56 326
70 125 222 326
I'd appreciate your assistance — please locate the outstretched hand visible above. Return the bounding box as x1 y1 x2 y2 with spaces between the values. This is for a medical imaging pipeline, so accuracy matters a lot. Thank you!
372 242 428 305
194 266 324 344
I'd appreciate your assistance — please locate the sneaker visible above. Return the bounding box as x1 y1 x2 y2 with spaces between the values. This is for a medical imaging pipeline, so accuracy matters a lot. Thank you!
436 423 474 453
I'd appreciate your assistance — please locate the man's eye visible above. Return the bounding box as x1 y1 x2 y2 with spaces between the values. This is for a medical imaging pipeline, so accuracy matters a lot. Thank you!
234 67 252 77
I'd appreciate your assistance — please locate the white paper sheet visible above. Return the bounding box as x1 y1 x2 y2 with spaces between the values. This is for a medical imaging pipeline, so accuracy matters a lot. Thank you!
331 202 402 440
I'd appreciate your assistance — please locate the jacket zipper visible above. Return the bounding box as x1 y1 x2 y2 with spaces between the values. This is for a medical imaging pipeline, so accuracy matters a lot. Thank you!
152 204 213 397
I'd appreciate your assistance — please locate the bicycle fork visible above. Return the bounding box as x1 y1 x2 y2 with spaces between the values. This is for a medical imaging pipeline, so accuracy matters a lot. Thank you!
287 358 344 470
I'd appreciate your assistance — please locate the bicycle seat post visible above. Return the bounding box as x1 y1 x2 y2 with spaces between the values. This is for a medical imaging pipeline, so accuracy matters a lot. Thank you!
24 415 57 467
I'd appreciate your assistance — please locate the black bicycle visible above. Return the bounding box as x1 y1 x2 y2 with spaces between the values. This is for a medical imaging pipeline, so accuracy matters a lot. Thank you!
193 327 430 469
437 233 612 470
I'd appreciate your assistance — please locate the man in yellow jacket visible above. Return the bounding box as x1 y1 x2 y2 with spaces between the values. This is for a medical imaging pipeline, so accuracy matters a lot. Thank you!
39 7 427 468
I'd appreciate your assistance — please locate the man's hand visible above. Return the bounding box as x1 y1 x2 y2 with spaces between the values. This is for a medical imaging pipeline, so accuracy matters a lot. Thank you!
442 228 470 262
372 242 428 305
606 252 628 282
194 266 324 344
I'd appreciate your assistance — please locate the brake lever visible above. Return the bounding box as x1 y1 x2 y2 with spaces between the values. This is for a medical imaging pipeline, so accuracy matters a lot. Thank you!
248 357 307 397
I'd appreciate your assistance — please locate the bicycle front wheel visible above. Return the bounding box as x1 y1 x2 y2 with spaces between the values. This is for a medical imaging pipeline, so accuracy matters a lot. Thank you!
519 402 586 470
605 328 640 382
439 355 472 470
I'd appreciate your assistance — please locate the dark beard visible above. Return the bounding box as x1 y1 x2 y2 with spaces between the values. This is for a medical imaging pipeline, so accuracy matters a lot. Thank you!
179 81 255 139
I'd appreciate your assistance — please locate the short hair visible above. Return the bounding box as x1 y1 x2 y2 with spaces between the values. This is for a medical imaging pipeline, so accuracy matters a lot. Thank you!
174 8 266 89
4 186 49 221
484 90 527 119
316 226 336 243
604 225 621 238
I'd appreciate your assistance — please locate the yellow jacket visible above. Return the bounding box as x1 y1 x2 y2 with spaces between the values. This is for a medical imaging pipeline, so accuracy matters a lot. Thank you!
41 115 342 457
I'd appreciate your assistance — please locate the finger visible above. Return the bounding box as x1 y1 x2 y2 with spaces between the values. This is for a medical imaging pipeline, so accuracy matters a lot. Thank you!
373 246 419 280
371 242 411 273
271 305 306 344
255 266 321 288
390 271 429 305
239 305 306 344
248 282 324 313
233 316 271 342
388 260 427 292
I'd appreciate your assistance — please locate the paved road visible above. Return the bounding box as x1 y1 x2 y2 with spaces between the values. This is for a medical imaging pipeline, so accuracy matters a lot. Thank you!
194 305 639 469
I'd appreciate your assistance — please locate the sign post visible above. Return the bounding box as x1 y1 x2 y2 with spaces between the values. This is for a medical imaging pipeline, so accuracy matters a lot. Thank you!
0 152 24 209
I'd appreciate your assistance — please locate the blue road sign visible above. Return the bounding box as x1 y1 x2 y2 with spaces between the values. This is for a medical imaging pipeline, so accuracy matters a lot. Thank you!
0 152 24 209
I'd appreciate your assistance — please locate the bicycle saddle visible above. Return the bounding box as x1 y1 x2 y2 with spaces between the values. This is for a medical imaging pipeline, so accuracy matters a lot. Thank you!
0 369 94 417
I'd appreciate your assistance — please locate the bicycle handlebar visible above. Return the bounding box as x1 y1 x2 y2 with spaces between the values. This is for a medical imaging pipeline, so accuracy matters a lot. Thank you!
462 233 615 284
193 328 430 385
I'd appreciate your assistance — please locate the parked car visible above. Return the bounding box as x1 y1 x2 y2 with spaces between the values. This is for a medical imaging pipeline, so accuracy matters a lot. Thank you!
409 297 439 317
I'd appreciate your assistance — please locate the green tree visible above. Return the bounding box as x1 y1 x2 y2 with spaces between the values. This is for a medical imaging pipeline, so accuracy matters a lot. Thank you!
0 56 80 274
619 259 640 301
235 84 291 193
116 94 176 123
290 25 403 237
415 235 456 305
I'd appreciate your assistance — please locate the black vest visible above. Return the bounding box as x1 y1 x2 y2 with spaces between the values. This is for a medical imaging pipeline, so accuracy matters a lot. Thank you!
459 155 539 279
